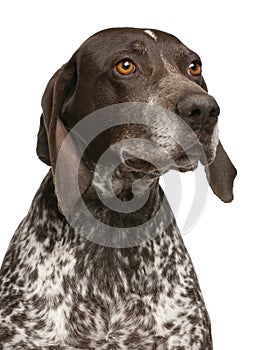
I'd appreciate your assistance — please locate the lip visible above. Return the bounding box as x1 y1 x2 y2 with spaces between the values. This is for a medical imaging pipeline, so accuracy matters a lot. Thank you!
121 151 160 174
194 129 213 144
124 153 152 170
172 142 204 161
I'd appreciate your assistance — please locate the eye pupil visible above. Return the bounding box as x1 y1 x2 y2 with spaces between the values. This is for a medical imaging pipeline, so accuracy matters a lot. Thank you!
189 61 201 76
123 61 131 69
116 59 136 75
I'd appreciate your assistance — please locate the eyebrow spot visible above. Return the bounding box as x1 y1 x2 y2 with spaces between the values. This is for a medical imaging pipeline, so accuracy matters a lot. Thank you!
131 40 147 54
144 30 158 42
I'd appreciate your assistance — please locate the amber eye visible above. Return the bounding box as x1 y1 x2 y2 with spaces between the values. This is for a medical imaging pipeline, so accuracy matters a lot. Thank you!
116 59 136 75
188 61 202 76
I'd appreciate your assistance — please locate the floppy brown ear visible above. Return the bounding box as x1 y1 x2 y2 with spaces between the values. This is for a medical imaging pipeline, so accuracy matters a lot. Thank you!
37 68 63 165
205 141 237 203
37 114 50 165
37 60 91 214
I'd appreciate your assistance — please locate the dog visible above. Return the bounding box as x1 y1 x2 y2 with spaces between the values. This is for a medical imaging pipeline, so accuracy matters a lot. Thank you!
0 28 236 349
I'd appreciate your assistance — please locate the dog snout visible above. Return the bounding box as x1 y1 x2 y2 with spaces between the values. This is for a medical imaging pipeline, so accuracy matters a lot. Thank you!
176 94 220 136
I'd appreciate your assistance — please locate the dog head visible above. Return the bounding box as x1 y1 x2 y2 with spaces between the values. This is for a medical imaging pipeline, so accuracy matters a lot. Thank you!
37 28 236 214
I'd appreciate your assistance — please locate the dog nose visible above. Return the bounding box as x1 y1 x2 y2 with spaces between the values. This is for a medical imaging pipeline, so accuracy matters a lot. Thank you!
176 94 220 132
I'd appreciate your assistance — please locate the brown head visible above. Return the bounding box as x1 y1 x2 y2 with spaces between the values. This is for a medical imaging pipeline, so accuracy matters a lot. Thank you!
37 28 237 214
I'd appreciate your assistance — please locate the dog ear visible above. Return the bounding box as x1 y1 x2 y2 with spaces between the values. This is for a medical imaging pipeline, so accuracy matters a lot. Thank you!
205 141 237 202
37 59 91 214
37 114 50 165
37 68 62 165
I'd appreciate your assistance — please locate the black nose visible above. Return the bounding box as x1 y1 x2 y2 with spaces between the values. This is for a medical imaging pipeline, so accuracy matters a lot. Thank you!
176 93 220 132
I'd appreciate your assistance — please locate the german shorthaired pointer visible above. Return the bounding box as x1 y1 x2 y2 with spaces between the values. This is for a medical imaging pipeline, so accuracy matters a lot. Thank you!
0 28 236 349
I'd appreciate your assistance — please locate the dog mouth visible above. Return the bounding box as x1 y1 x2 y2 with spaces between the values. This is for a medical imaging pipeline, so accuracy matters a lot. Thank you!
73 118 216 176
122 151 161 175
121 144 207 175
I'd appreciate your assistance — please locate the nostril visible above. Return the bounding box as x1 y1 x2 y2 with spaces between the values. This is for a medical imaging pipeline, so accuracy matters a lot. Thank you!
189 109 201 118
175 106 181 116
210 105 220 118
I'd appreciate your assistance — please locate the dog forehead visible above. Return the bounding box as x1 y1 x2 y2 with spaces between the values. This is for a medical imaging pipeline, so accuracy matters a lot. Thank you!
80 27 188 56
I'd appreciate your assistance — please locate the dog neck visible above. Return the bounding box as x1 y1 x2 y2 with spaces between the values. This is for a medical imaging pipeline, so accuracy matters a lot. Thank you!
31 170 174 248
36 170 171 231
79 164 164 229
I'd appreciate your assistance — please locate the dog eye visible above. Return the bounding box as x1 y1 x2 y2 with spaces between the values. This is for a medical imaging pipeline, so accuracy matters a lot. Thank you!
116 59 136 75
188 61 202 76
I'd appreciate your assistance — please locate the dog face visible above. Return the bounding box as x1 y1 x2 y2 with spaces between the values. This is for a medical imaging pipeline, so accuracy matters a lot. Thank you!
37 28 236 212
60 29 218 170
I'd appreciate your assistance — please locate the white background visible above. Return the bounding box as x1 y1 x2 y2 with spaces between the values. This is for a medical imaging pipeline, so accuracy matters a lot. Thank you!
0 1 264 349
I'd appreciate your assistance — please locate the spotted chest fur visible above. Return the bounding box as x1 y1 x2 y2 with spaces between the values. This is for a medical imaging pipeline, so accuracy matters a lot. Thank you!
0 172 212 349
